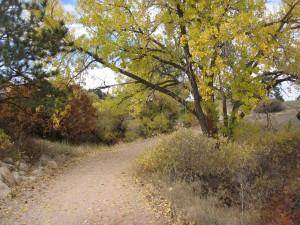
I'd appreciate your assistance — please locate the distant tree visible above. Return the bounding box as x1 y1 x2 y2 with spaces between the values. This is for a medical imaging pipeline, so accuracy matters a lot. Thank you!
88 88 108 100
138 92 180 133
94 93 129 144
270 86 285 102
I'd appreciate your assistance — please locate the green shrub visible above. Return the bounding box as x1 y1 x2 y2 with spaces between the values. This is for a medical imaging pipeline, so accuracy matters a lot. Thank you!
98 127 120 145
137 128 260 223
255 99 285 113
147 114 171 135
0 129 12 151
124 118 146 142
95 107 127 144
124 131 139 142
229 125 299 199
167 182 259 225
233 120 263 144
244 129 300 225
182 112 198 127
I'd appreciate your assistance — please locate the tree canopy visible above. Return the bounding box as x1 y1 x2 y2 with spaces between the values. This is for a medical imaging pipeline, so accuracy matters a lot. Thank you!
72 0 300 136
0 0 69 105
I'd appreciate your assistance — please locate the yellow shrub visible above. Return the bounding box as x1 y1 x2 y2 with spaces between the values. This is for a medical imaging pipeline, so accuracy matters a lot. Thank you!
0 129 12 151
233 120 263 144
137 125 300 224
137 129 256 183
147 114 171 135
182 112 198 127
137 128 209 177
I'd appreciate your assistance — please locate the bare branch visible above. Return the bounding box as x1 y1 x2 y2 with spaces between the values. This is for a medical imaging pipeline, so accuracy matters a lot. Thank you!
76 47 192 112
90 81 138 90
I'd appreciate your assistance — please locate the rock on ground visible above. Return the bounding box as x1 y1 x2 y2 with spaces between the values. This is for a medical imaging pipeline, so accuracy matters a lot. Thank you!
0 167 15 187
46 161 58 170
28 176 36 181
19 162 29 172
18 171 25 176
39 154 51 165
53 154 70 164
2 158 14 164
12 171 20 185
22 155 30 162
0 179 11 199
0 161 13 170
15 161 20 167
20 176 28 182
32 168 44 177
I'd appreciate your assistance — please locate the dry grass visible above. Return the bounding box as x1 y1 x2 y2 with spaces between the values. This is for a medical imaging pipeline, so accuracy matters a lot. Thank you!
8 137 112 163
137 107 300 225
137 128 262 224
245 100 300 130
137 173 261 225
166 181 260 225
255 99 285 113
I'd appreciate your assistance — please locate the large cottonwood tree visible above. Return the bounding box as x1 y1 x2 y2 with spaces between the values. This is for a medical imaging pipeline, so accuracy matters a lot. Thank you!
73 0 300 136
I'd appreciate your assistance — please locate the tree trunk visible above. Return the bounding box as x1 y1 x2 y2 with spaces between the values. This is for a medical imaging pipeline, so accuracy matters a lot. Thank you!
176 3 210 137
194 100 210 137
222 92 228 128
188 72 210 136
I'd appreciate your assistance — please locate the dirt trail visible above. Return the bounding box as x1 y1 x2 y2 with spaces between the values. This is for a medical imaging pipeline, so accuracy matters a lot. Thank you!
0 138 170 225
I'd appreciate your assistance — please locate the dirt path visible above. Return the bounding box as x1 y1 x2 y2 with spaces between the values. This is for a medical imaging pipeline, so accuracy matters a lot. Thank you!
0 138 171 225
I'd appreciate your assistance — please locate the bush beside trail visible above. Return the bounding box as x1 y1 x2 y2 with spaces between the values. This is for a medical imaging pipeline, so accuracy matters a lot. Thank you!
137 126 300 225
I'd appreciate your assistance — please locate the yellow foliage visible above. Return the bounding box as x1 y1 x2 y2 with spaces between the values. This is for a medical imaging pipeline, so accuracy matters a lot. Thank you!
0 129 12 151
71 0 300 136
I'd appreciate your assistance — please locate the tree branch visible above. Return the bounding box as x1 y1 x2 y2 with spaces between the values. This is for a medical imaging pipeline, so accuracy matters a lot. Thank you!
151 55 185 72
91 81 138 90
76 47 193 113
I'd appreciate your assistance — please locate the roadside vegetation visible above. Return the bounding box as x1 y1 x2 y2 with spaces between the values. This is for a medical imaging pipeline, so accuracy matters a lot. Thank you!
1 0 300 223
137 124 300 225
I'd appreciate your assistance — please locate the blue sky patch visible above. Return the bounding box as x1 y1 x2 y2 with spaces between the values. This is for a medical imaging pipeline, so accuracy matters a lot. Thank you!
61 0 77 5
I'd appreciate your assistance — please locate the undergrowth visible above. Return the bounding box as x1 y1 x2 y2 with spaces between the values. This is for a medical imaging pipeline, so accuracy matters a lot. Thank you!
137 126 300 225
255 99 285 113
4 137 109 162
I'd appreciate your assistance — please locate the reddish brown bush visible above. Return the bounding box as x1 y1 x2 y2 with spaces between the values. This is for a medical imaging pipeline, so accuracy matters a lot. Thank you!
260 194 300 225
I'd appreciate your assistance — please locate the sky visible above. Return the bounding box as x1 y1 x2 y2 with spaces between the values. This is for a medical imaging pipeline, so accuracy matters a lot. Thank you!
60 0 299 100
61 0 117 90
61 0 76 13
